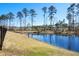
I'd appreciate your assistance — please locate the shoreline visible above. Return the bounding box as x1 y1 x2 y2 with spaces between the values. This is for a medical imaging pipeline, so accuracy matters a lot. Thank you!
14 30 79 36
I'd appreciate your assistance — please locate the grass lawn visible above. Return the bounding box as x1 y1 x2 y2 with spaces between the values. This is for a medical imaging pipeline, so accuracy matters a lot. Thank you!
0 31 79 56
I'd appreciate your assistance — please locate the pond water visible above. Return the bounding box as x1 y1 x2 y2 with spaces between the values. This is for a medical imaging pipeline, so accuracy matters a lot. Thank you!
28 33 79 52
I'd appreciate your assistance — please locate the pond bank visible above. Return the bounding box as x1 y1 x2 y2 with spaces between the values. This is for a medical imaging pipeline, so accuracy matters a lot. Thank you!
1 31 79 56
14 30 79 36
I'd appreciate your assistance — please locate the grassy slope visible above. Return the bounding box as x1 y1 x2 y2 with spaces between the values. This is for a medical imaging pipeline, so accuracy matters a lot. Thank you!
0 31 79 56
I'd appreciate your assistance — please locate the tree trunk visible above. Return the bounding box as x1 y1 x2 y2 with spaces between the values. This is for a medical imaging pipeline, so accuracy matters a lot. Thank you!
0 26 7 50
20 19 22 31
69 19 71 31
43 14 45 31
31 16 33 31
72 12 75 31
8 19 10 30
24 17 26 30
50 19 52 30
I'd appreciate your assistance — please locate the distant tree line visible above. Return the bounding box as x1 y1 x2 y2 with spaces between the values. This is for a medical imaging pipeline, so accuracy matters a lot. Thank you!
0 4 79 32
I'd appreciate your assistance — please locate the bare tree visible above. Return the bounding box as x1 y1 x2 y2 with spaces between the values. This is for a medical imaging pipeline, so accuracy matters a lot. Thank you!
42 7 47 31
22 8 28 30
48 5 57 30
30 9 37 30
17 11 23 31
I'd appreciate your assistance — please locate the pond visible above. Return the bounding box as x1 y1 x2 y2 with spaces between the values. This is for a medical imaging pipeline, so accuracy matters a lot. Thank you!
28 33 79 52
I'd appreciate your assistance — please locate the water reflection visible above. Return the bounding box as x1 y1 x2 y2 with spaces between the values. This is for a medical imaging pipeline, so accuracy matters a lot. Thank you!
28 33 79 52
68 35 72 50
